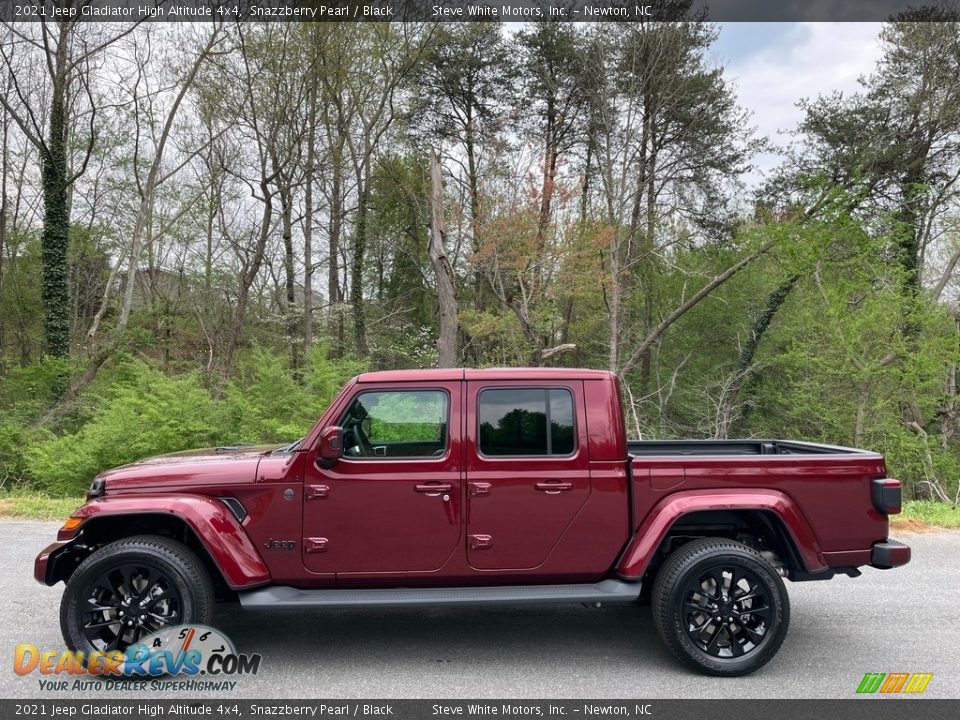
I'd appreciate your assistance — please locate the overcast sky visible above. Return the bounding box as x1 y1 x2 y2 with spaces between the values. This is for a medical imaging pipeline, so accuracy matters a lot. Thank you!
711 22 884 185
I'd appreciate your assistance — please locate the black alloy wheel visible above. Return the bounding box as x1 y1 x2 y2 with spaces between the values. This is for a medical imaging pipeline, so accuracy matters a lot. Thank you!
652 538 789 676
61 535 214 654
80 562 183 651
681 564 772 659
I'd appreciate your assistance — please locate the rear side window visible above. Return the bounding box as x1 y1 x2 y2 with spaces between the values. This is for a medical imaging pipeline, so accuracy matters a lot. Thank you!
478 388 575 456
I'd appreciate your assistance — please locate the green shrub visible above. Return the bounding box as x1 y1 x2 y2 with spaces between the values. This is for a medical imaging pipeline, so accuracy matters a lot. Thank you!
0 358 72 423
3 347 365 496
24 362 219 495
221 347 365 444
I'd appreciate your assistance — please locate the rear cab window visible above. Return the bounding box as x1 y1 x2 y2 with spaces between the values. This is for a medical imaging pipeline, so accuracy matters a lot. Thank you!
478 388 576 457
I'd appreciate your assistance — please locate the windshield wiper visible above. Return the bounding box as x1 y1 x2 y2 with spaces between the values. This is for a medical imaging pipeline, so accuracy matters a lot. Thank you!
272 438 302 454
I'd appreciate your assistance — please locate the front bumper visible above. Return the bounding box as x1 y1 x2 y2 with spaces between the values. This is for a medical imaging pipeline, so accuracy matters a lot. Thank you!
870 538 911 569
34 540 72 585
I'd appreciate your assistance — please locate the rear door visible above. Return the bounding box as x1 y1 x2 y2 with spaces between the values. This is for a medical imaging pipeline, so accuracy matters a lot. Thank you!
464 381 590 570
302 382 462 575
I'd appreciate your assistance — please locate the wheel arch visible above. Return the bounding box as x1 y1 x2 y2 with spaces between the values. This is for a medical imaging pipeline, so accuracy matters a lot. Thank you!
46 495 270 591
617 489 826 581
650 508 805 576
51 513 229 592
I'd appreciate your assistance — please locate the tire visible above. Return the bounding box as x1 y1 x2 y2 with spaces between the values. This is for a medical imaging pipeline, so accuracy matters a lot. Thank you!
652 537 790 676
60 535 214 654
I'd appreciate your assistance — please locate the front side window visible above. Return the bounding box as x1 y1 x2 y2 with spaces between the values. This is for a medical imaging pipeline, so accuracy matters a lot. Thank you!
478 388 576 457
340 390 448 458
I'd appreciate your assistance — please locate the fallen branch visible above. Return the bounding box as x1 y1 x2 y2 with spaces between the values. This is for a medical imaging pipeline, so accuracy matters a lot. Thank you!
539 343 576 362
620 240 774 377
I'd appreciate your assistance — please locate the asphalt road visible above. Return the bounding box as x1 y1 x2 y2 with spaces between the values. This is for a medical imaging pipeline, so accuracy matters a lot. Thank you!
2 520 958 699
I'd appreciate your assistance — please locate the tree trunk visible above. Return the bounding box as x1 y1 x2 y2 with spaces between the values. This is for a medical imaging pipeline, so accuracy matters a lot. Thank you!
896 185 923 348
428 150 459 368
854 382 870 447
607 240 622 372
302 76 317 371
223 179 272 381
635 98 657 394
351 163 370 358
327 146 343 359
279 182 299 373
465 115 484 303
894 160 927 431
535 98 557 259
579 137 592 225
0 92 8 368
40 25 72 358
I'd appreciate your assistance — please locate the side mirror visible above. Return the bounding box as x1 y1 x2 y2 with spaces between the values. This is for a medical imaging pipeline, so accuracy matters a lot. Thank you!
317 426 343 468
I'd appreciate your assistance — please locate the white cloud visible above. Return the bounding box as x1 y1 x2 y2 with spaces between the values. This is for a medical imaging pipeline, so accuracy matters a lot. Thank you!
719 22 884 184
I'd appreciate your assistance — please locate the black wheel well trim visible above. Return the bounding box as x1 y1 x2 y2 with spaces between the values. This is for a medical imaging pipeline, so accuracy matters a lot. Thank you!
46 511 231 592
640 508 808 580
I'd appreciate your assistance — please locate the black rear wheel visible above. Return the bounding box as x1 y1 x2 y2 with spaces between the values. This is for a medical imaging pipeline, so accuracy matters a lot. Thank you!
60 535 214 654
652 538 789 676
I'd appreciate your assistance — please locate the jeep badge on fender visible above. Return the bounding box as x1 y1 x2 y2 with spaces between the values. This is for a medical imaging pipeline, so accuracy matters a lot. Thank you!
264 539 295 551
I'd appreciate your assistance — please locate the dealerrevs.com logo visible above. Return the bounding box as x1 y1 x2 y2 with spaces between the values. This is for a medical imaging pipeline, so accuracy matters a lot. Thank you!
856 672 933 695
14 625 261 691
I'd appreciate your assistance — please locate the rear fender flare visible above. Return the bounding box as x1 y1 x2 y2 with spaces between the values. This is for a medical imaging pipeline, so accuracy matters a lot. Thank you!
616 488 825 578
61 494 270 589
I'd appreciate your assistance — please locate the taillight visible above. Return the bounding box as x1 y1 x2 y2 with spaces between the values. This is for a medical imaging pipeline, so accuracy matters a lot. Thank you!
871 478 901 515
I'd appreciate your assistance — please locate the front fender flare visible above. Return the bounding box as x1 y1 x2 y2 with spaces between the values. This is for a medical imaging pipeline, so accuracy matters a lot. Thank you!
56 494 270 589
616 488 826 579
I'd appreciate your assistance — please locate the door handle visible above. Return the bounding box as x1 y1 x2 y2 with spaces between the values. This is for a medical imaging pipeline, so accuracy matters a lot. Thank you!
305 485 329 500
305 537 328 553
468 482 491 497
535 481 574 494
415 482 453 496
469 534 493 550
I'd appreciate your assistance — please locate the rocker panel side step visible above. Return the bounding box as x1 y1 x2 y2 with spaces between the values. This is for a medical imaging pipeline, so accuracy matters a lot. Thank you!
238 579 641 609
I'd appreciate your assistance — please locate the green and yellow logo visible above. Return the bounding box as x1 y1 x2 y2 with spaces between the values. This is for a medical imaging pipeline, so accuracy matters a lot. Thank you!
856 672 933 694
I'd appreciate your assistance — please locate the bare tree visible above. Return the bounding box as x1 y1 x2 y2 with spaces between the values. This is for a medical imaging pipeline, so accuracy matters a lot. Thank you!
319 24 433 358
115 22 225 335
302 28 320 371
584 19 755 380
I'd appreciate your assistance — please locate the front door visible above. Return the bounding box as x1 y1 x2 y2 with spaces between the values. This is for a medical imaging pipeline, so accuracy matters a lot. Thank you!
465 381 590 570
302 383 462 575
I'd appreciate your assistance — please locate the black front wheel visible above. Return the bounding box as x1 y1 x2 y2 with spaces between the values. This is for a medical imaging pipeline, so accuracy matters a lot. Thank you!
652 538 790 676
60 535 214 654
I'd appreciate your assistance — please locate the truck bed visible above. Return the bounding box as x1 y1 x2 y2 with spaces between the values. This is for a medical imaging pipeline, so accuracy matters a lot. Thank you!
626 438 888 561
627 439 873 457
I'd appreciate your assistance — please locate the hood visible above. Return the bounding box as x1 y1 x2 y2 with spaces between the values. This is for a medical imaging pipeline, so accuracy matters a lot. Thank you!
95 445 284 493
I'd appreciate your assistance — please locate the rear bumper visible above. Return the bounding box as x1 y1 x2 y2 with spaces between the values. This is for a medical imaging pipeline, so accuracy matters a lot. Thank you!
870 538 911 569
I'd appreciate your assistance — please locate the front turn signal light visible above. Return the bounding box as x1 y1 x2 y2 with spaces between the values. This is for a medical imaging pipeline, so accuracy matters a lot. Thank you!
60 516 83 532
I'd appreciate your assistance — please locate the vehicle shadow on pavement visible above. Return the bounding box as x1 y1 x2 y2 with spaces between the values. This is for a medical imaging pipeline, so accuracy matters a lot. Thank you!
214 602 658 667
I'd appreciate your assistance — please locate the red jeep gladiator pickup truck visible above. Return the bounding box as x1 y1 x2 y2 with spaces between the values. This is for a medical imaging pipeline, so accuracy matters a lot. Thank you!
35 368 910 676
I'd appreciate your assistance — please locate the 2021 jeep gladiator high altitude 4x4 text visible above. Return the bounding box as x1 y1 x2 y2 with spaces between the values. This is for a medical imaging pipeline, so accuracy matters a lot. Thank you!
35 368 910 676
